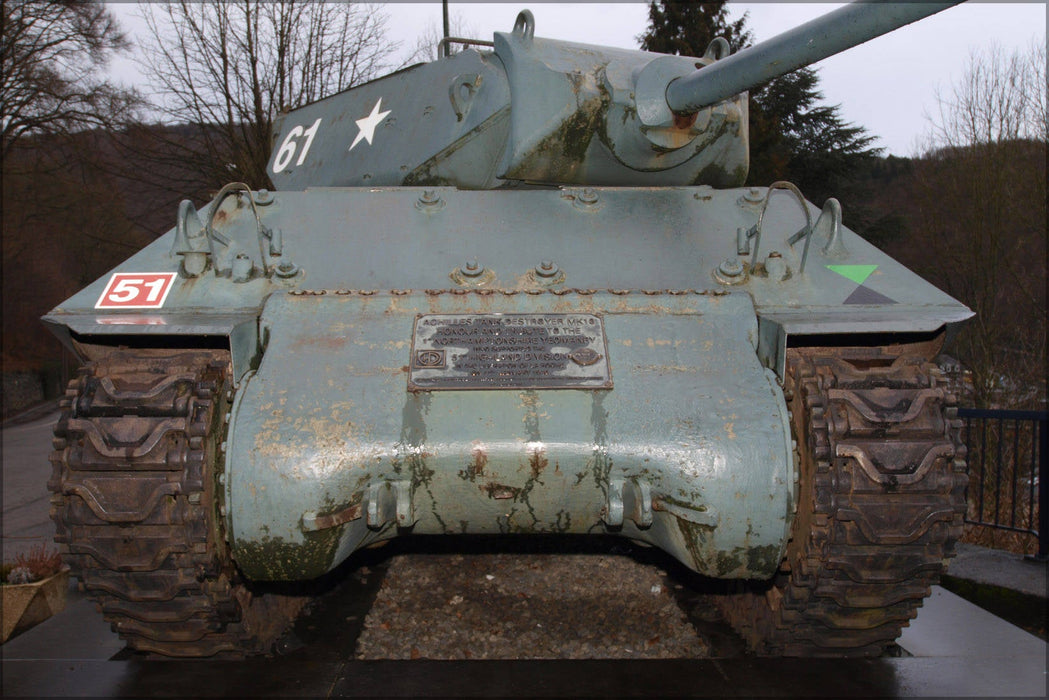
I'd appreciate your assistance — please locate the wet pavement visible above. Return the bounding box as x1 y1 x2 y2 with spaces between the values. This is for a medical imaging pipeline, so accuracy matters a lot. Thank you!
2 577 1046 697
948 542 1047 599
3 405 1047 697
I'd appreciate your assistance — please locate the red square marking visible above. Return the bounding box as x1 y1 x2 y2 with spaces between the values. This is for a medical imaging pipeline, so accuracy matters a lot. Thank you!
95 272 178 309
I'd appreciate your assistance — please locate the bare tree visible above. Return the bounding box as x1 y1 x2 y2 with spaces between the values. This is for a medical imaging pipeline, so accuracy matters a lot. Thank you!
916 39 1046 407
0 1 139 158
2 1 145 372
132 1 399 192
405 12 481 64
928 39 1046 148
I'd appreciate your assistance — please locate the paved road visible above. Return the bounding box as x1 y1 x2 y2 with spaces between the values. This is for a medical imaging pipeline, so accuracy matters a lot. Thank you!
1 409 60 561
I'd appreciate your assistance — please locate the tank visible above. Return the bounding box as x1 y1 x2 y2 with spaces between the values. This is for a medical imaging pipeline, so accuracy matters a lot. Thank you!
44 0 972 657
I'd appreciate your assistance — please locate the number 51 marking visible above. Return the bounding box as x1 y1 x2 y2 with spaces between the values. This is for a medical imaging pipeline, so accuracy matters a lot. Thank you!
95 272 177 309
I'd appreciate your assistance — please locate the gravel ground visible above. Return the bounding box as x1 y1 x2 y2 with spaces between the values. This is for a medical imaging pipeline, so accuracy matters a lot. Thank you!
355 552 709 660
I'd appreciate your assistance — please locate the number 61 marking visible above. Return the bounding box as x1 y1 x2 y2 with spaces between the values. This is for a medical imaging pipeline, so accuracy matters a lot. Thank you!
272 117 322 173
96 273 177 309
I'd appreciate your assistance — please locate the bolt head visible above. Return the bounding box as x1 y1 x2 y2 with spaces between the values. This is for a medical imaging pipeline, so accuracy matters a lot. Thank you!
275 260 300 279
460 259 484 277
415 190 446 212
765 251 788 281
418 190 444 207
718 259 743 277
535 260 559 278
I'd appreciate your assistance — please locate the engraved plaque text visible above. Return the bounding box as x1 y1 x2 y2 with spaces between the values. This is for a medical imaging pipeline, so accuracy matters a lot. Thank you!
409 313 611 390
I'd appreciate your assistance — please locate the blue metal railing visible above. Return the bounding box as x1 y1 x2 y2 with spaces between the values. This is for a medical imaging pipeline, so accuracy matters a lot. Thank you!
958 408 1048 561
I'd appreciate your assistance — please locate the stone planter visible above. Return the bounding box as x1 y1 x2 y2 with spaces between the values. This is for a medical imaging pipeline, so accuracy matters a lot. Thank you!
1 567 70 643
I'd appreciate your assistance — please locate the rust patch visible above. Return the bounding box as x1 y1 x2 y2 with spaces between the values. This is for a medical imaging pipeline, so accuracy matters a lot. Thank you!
529 448 548 480
307 497 364 530
290 335 348 351
675 518 718 575
481 482 521 500
459 446 488 482
673 111 699 130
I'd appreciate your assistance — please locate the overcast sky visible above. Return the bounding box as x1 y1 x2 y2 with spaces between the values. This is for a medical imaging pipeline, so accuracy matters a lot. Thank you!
106 1 1046 157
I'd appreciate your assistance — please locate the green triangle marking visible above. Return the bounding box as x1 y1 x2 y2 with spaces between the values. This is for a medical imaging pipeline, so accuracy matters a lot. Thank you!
826 264 878 285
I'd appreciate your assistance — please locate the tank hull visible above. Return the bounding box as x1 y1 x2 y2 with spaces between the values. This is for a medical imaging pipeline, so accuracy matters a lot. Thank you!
223 290 794 581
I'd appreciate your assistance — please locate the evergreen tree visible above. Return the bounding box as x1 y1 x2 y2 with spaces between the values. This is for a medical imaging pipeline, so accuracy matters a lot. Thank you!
638 1 881 210
639 0 751 55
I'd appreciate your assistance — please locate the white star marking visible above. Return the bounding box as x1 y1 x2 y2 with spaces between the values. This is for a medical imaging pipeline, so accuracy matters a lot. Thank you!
349 98 391 151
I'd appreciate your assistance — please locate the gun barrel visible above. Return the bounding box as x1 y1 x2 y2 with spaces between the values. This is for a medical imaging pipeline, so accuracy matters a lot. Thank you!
665 0 962 115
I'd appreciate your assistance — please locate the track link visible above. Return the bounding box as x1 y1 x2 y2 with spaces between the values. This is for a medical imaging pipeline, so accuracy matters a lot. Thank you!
719 350 968 656
49 349 301 657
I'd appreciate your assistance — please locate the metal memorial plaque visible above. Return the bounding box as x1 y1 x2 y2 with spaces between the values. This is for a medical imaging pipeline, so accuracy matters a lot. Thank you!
409 314 612 390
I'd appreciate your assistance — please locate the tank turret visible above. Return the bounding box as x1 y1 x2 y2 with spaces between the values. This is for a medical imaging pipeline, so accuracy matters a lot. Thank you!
269 1 958 190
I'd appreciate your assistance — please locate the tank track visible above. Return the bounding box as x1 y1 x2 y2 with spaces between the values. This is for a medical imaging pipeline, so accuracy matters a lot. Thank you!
49 350 302 657
719 350 968 656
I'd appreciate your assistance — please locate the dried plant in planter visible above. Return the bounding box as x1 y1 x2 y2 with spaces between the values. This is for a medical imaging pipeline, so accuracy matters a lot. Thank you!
1 544 70 642
2 545 64 584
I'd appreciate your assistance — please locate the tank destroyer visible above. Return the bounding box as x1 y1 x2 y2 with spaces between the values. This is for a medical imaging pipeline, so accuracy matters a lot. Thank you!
45 0 971 656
